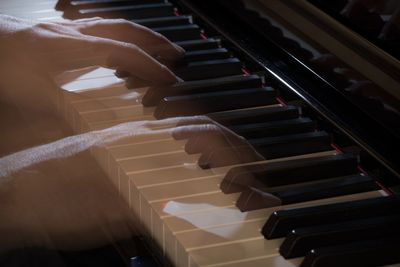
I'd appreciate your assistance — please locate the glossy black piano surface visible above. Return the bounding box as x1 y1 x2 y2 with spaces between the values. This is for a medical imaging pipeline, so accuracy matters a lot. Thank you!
178 0 400 181
2 0 400 266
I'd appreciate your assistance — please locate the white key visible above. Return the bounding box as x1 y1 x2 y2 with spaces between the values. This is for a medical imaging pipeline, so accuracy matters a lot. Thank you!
166 191 384 267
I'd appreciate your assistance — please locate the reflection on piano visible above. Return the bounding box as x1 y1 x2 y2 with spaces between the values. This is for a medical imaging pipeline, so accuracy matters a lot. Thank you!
2 0 400 266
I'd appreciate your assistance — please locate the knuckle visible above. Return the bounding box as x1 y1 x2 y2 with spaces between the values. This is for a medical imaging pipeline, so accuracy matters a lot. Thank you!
91 16 103 21
106 18 133 28
33 22 53 30
114 18 129 24
203 124 219 132
34 22 67 34
159 64 169 72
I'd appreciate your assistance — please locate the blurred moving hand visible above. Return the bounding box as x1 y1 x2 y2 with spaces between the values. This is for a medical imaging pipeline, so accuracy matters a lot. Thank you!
0 14 259 255
0 15 184 115
0 116 261 251
0 14 183 81
0 15 187 252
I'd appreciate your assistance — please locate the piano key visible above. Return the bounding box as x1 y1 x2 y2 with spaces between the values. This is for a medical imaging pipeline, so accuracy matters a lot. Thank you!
179 48 230 63
184 118 316 154
125 49 232 86
300 237 400 267
13 2 398 267
142 74 262 107
80 109 380 267
79 105 154 124
175 58 243 81
70 0 165 9
126 57 243 88
72 92 145 113
189 238 299 267
252 130 330 152
256 151 358 183
141 176 226 202
175 38 220 51
198 131 332 169
118 151 200 174
250 131 331 158
262 195 400 239
133 15 192 28
123 151 338 193
154 87 277 119
229 117 316 139
151 192 240 218
279 214 400 259
108 139 185 160
235 174 379 211
153 24 201 42
161 192 384 267
208 105 300 126
221 153 357 193
119 152 339 228
160 191 381 235
77 3 174 19
128 151 338 189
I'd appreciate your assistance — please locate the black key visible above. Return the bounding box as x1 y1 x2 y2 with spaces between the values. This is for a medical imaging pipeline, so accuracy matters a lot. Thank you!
133 16 191 28
142 74 262 106
207 106 300 126
153 24 201 42
199 131 332 169
180 48 230 63
184 118 315 154
78 3 174 19
154 87 277 119
280 214 400 258
300 237 400 267
235 174 378 211
127 58 243 90
70 0 164 9
62 0 165 17
221 153 357 193
175 39 220 51
262 195 400 239
249 131 332 160
175 58 243 80
229 118 316 139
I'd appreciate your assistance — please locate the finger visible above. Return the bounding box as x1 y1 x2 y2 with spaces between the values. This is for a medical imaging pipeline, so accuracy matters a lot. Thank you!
172 121 246 146
85 36 179 84
56 17 103 26
144 115 211 128
171 123 221 140
79 19 185 61
198 145 263 169
56 35 179 84
183 125 247 154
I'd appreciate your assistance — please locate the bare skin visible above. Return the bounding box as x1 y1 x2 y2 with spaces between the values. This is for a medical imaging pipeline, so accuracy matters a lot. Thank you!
0 15 260 252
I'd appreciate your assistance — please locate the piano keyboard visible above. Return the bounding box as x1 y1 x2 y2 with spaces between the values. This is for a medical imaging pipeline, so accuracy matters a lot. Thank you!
4 0 400 266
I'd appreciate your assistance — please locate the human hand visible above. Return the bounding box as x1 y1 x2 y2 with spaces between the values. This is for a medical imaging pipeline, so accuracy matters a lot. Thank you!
0 15 183 82
0 116 261 251
0 15 184 115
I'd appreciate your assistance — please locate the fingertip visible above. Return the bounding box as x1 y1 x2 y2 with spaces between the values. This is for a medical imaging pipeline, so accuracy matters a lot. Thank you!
173 43 186 56
171 126 188 140
155 64 180 85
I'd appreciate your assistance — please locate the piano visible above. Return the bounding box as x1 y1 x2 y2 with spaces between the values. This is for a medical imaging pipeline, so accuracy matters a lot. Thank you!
2 0 400 266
